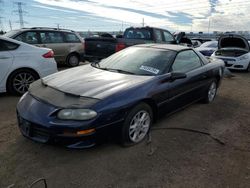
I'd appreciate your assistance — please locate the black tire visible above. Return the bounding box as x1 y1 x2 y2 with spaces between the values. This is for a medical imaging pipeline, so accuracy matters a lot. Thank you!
203 80 217 104
7 69 39 95
121 103 153 146
246 63 250 72
66 53 80 67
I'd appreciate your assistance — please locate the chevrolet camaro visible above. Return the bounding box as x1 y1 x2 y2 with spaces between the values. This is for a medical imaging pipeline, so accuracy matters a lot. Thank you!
17 44 225 148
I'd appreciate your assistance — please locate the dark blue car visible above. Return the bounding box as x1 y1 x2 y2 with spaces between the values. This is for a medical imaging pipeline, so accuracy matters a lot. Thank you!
16 44 225 148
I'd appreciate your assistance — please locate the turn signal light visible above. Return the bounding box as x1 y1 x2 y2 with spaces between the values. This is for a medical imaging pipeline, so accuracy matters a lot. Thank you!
77 129 95 135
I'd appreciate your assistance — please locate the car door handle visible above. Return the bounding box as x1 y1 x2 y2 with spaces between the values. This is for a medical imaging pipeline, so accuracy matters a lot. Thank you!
0 56 11 59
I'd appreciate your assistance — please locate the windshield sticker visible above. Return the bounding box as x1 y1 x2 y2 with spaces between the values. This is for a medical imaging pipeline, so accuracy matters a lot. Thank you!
139 65 159 74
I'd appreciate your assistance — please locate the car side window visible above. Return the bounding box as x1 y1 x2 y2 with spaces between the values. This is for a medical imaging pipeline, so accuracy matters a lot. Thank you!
64 33 80 43
40 32 64 44
0 40 19 51
172 50 202 73
15 31 38 44
163 31 175 42
155 29 163 43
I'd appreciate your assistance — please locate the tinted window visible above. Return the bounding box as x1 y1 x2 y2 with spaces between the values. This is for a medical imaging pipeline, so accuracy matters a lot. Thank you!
163 31 175 42
40 32 64 43
155 29 163 43
172 50 202 73
96 47 176 76
124 29 151 39
64 33 80 43
15 31 38 44
0 40 19 51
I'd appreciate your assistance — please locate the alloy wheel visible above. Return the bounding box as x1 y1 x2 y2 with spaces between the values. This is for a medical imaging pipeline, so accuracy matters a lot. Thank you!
13 72 35 94
129 110 151 143
208 82 217 102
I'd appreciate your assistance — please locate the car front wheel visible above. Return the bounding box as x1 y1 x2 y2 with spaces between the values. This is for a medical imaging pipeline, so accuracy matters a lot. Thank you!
121 103 153 146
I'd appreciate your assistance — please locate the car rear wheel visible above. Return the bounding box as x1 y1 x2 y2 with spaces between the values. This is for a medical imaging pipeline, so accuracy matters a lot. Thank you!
7 69 39 95
67 54 80 67
203 80 217 103
121 103 153 146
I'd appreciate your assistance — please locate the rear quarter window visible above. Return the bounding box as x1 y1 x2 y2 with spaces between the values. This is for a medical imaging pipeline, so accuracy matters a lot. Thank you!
0 40 19 51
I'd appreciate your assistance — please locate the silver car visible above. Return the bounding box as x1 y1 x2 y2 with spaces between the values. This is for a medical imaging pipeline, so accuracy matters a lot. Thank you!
4 27 84 67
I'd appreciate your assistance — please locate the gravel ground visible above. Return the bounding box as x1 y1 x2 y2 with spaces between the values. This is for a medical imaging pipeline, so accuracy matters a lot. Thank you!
0 70 250 188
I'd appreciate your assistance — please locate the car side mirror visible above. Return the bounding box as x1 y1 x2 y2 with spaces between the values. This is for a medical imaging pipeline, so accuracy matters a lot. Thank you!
170 72 187 81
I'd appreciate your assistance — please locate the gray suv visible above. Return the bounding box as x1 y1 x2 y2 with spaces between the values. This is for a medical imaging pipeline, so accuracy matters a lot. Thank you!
4 27 84 67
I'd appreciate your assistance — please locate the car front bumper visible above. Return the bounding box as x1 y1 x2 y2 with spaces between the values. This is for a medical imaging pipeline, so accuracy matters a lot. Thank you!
16 93 123 149
17 113 96 149
215 56 249 70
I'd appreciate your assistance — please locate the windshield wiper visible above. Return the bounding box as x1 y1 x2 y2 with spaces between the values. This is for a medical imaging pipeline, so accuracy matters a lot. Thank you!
98 67 135 75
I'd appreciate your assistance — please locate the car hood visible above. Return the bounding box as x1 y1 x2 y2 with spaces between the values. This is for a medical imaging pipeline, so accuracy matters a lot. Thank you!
218 34 249 51
41 64 153 99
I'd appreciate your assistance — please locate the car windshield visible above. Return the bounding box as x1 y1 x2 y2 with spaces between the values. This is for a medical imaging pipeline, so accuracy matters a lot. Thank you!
3 30 20 37
92 47 176 76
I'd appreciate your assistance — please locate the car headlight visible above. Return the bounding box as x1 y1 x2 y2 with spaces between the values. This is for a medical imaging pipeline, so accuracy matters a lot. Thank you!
57 109 97 120
239 54 249 60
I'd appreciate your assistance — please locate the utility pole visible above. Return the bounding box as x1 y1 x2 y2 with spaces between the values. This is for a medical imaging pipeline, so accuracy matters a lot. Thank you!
142 18 145 27
9 20 12 31
208 18 211 34
0 0 4 31
13 2 27 28
0 17 4 31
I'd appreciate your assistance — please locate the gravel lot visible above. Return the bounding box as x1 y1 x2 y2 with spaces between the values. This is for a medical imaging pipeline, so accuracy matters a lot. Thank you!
0 69 250 188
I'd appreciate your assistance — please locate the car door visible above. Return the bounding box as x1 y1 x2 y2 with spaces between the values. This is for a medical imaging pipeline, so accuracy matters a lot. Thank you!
158 50 207 114
0 39 15 84
39 31 66 62
162 30 176 44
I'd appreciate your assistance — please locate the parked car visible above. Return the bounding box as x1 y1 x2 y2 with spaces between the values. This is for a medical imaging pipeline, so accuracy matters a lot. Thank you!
211 34 250 71
191 38 212 43
196 41 218 56
0 36 57 95
4 27 84 67
16 44 224 148
191 40 202 47
84 26 182 61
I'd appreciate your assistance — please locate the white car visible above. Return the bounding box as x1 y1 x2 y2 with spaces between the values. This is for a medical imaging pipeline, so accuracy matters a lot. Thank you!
212 34 250 72
196 41 218 57
0 36 57 95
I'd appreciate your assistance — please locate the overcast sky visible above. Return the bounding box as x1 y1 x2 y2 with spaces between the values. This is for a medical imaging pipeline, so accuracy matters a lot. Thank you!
1 0 250 32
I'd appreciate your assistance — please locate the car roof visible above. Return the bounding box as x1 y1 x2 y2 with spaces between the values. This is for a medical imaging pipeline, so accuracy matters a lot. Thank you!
135 44 191 51
9 27 76 33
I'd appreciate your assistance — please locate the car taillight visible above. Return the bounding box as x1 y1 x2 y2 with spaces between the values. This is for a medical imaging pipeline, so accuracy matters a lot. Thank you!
43 50 54 58
115 43 126 52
